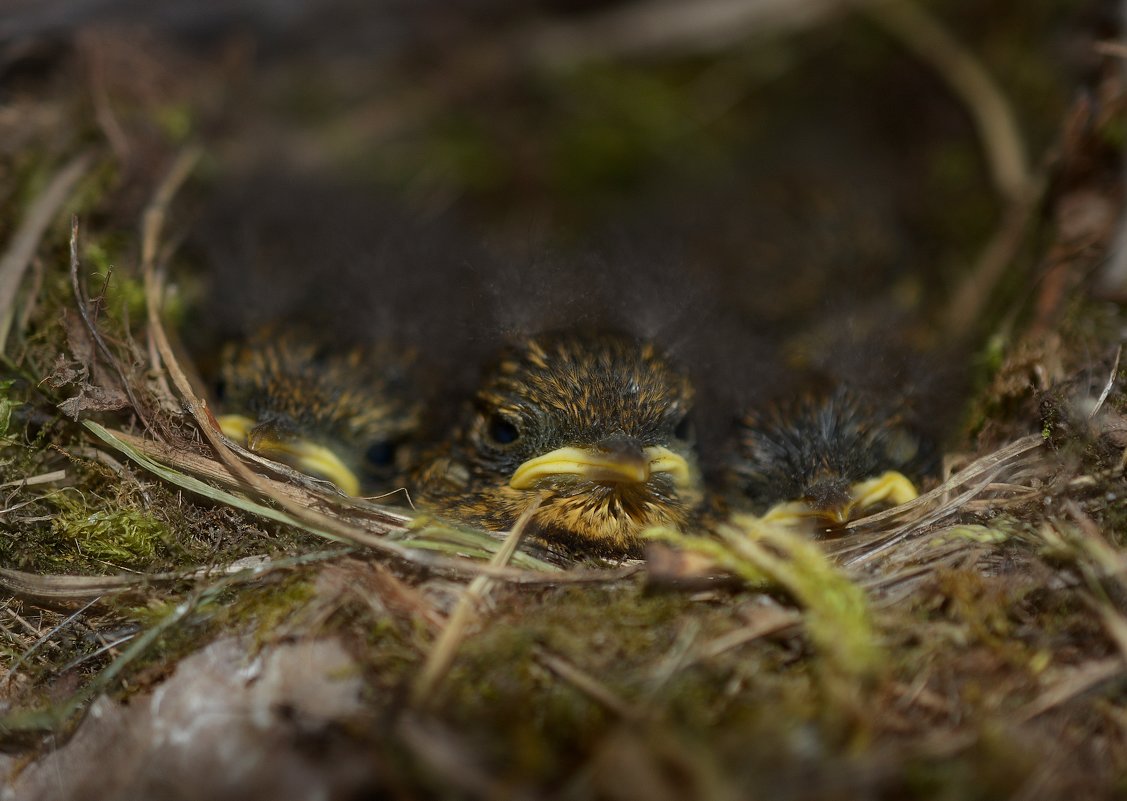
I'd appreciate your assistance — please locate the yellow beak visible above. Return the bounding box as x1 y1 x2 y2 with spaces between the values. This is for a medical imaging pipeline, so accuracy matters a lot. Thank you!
760 470 919 526
217 414 362 497
509 445 693 491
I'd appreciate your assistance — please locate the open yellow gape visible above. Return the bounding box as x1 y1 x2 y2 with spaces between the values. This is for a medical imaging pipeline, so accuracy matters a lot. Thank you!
217 413 362 497
760 470 918 526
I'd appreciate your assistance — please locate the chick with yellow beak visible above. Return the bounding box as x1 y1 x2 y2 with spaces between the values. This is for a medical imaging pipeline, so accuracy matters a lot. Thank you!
733 387 922 530
415 332 704 555
216 328 420 497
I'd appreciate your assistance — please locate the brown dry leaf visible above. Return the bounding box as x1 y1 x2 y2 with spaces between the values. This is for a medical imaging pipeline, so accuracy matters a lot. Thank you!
63 307 128 393
49 308 131 419
58 385 129 420
42 352 86 389
62 307 97 370
1 637 375 801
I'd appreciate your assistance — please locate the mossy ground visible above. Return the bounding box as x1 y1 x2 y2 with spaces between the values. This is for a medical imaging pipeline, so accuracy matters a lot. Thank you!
1 1 1124 798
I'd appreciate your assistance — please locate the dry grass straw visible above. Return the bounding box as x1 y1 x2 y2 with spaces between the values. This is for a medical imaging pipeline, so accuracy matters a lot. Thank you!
648 429 1060 686
82 414 633 581
831 434 1046 574
412 494 543 704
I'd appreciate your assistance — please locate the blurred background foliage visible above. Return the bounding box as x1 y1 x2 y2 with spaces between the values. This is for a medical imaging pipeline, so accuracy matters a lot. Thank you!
2 2 1125 798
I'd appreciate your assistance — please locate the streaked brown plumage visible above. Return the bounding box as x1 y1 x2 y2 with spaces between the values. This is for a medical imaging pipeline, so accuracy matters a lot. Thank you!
216 327 420 496
415 331 705 555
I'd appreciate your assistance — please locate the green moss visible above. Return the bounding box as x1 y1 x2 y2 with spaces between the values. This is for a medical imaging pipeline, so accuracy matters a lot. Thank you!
80 234 186 330
51 495 170 565
227 574 320 640
85 241 146 320
648 518 882 681
426 585 681 778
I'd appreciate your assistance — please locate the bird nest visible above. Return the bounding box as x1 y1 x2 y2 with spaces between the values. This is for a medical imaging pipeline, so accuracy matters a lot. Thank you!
2 6 1127 799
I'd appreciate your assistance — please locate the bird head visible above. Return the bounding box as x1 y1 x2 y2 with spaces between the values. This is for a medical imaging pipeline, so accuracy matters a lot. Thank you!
427 331 704 554
734 387 922 526
216 328 420 496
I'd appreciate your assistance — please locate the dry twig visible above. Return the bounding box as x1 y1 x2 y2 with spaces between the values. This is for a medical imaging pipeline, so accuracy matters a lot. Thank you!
688 606 801 665
70 217 158 436
1017 657 1125 722
534 646 645 722
860 0 1031 202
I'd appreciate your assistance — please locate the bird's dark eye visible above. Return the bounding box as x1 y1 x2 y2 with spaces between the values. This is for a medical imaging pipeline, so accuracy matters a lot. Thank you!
674 415 694 441
364 440 397 467
487 413 521 445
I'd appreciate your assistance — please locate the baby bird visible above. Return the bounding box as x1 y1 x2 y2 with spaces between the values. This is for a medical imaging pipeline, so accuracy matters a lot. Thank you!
732 387 922 528
215 327 421 497
415 331 705 555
